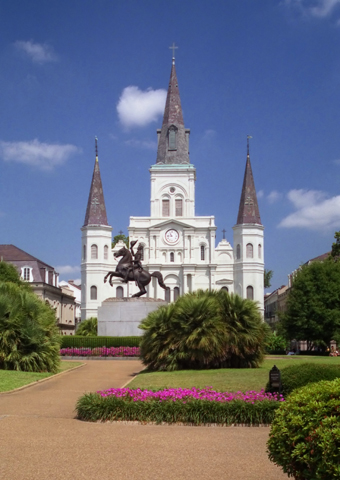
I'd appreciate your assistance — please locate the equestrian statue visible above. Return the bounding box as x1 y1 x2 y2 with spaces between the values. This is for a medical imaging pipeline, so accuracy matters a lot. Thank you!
104 240 168 298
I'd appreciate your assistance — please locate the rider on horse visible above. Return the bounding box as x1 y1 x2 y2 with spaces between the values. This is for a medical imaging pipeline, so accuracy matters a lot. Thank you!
123 241 143 283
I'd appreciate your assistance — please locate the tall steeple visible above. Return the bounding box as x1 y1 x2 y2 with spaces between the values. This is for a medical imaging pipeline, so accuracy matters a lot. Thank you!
156 48 190 165
83 137 108 227
236 137 262 225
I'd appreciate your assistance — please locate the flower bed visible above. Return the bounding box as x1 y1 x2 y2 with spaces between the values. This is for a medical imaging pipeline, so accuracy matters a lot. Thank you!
76 387 284 425
60 346 140 357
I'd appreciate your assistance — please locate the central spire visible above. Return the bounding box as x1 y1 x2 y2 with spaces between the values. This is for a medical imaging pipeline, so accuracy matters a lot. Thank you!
156 55 190 165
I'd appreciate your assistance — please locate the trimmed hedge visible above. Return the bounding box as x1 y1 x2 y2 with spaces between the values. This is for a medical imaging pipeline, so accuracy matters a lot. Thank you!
60 336 141 349
265 362 340 397
76 392 281 425
267 378 340 479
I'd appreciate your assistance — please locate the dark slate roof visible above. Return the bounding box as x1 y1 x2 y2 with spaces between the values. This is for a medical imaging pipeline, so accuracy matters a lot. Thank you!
156 60 190 165
236 152 262 225
83 153 108 227
0 244 56 283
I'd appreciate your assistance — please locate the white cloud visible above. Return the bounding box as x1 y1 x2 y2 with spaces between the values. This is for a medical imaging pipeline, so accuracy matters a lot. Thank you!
56 265 81 275
202 129 217 140
117 86 166 128
283 0 340 18
267 190 282 204
0 139 81 171
279 189 340 230
125 139 158 150
14 40 57 63
257 190 264 199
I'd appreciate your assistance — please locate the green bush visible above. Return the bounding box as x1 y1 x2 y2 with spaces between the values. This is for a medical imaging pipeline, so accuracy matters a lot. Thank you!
139 289 268 371
75 317 97 336
265 332 287 355
60 335 141 348
0 282 61 372
267 378 340 479
76 393 280 425
265 362 340 397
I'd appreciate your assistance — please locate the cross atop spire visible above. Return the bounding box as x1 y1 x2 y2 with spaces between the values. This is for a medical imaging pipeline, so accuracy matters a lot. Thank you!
247 135 252 157
95 136 98 161
169 43 178 64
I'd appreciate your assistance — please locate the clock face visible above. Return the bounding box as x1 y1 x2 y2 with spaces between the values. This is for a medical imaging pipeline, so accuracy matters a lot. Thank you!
165 229 179 244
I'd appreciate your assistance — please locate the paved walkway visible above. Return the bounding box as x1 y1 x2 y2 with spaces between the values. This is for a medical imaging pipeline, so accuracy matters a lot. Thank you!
0 361 287 480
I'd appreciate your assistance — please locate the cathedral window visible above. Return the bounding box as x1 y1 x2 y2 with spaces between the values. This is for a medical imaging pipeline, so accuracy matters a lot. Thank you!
246 286 254 300
201 245 205 261
90 286 97 300
83 245 86 260
104 245 109 260
221 286 229 292
246 243 253 258
236 244 241 259
91 244 98 259
165 288 171 302
174 287 180 301
168 125 177 151
175 198 183 216
258 244 262 259
140 245 144 261
162 199 170 217
170 252 174 262
116 286 123 298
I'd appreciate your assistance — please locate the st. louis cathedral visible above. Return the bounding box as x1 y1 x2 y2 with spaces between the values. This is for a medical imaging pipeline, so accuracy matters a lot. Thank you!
81 56 264 320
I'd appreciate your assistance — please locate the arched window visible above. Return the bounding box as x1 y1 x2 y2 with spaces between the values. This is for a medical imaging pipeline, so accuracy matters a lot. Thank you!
91 244 98 259
83 245 86 260
140 245 144 261
174 287 180 301
90 286 97 300
258 244 262 259
246 286 254 300
201 245 205 261
246 243 253 258
175 198 183 216
221 286 229 292
116 286 123 298
162 199 170 217
104 245 109 260
170 252 174 262
165 288 171 302
236 244 241 259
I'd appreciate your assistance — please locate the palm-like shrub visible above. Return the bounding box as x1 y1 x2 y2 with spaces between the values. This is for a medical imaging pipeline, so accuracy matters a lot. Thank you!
0 282 60 372
139 290 267 371
76 317 97 336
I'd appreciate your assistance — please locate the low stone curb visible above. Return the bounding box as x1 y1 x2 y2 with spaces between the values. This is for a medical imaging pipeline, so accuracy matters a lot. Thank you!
0 363 85 395
60 356 139 361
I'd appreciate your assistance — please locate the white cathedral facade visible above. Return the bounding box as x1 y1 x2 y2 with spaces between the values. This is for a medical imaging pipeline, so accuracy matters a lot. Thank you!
81 58 264 320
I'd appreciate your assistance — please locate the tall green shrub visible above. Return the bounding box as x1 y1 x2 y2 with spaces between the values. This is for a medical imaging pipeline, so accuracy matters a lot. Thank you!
267 379 340 479
76 317 97 336
0 282 61 372
139 289 267 371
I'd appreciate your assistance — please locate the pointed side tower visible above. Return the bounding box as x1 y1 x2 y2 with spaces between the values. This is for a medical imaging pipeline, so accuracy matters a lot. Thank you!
149 50 196 219
233 137 264 315
81 138 113 320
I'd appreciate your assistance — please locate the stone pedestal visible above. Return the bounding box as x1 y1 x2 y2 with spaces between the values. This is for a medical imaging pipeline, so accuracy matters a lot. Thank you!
98 297 167 337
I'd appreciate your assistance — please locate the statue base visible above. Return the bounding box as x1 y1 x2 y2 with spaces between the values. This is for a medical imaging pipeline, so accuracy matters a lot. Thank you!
97 297 167 337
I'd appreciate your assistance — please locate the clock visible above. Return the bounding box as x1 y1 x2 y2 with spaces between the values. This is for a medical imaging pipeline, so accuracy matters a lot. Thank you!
165 229 179 244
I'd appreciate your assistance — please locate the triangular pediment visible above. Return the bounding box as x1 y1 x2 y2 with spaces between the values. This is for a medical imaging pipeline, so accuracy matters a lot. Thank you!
151 219 194 229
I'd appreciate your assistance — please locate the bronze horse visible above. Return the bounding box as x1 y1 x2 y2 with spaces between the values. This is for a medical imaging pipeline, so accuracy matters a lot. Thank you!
104 246 168 298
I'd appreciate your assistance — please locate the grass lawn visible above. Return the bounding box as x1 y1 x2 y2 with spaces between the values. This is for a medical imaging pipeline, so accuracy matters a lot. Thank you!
0 360 83 393
128 355 340 392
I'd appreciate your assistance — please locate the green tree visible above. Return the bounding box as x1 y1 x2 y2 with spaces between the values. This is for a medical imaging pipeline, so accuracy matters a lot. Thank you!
280 260 340 349
329 230 340 262
112 234 129 248
264 269 273 289
0 261 29 288
139 289 267 371
76 317 97 336
0 281 60 372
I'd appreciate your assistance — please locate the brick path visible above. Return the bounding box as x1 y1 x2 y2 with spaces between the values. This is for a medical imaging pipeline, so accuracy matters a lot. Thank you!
0 360 287 480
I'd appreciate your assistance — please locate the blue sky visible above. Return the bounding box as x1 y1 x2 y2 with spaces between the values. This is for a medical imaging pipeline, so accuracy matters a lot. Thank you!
1 0 340 291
